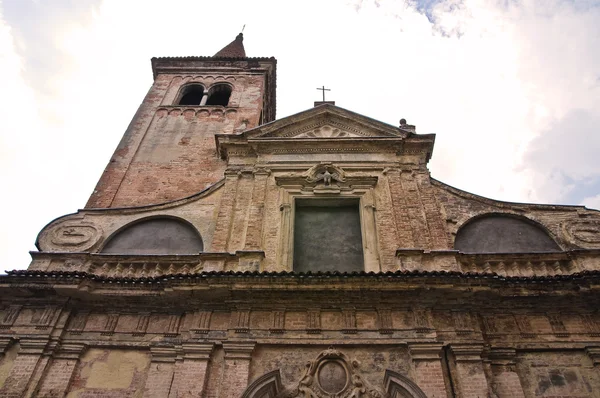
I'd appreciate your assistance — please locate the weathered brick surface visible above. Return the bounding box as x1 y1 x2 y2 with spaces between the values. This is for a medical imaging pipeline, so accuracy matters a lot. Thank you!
86 64 274 209
0 354 40 397
169 359 210 398
143 362 175 398
36 358 78 397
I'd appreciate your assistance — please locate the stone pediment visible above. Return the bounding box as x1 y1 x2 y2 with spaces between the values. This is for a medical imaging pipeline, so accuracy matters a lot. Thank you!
243 104 410 140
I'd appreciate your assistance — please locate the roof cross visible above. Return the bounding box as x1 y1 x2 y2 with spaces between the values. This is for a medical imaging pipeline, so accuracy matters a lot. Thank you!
316 85 331 102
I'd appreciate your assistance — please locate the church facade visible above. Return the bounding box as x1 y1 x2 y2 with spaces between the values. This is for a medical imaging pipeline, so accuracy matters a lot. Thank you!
2 34 600 398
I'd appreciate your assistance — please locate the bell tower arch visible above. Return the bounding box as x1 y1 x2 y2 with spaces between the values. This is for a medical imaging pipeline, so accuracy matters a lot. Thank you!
86 33 276 208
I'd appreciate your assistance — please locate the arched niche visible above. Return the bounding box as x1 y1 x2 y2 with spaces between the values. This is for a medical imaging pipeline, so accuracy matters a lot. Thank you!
384 370 428 398
101 217 203 255
454 214 561 253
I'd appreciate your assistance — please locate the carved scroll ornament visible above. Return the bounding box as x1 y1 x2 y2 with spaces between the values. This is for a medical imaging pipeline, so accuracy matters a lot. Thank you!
279 347 387 398
305 163 346 187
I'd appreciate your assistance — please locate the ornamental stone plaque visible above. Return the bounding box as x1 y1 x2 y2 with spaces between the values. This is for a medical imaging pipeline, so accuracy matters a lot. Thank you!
318 361 347 394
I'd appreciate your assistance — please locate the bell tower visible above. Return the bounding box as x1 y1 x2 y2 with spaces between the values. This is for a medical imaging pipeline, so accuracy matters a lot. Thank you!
86 33 276 208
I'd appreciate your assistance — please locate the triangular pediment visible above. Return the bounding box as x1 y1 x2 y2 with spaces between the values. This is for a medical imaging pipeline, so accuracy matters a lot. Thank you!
243 104 410 140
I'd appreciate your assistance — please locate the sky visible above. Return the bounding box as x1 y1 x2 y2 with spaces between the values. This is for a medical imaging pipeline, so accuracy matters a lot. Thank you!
0 0 599 271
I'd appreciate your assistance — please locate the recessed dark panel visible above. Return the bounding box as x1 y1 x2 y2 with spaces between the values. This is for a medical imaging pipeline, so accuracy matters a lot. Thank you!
101 218 203 255
455 215 561 253
293 204 364 273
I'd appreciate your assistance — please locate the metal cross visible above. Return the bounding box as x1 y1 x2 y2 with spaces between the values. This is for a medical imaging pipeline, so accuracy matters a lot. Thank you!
316 85 331 101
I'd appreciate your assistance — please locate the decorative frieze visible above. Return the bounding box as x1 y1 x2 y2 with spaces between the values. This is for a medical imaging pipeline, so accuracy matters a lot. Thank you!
270 310 285 334
165 314 181 336
377 308 393 334
412 307 432 333
452 311 473 335
232 308 251 333
582 313 600 337
342 309 357 334
192 310 212 334
34 306 57 330
514 315 536 338
67 311 89 334
101 313 119 335
133 313 150 336
547 312 569 337
0 305 21 329
307 309 321 334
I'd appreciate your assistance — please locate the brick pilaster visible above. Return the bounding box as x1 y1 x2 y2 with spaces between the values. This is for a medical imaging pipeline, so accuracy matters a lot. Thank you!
36 343 86 398
219 341 256 398
408 343 448 398
169 343 214 398
488 348 525 398
212 172 240 252
143 345 177 398
449 344 489 398
0 337 49 398
244 169 270 251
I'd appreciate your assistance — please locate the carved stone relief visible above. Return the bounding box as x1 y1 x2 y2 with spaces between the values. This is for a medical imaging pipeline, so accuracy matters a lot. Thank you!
562 219 600 248
294 124 360 138
40 219 103 252
280 347 388 398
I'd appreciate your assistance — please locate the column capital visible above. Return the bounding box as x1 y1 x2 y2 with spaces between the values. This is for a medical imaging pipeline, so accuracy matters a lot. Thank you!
182 342 214 360
488 347 517 366
18 336 50 355
0 337 15 354
54 342 87 360
150 345 177 363
408 343 443 360
223 341 256 360
450 344 485 362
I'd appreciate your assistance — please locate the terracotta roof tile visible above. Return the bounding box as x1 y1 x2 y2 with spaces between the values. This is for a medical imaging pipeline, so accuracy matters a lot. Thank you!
213 33 246 58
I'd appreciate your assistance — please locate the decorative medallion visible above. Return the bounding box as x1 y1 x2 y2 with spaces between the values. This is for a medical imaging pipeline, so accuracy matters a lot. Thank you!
318 360 348 394
562 219 600 247
40 219 103 252
282 347 387 397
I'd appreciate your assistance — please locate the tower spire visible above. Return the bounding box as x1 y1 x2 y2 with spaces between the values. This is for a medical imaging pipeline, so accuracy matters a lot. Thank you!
214 32 246 58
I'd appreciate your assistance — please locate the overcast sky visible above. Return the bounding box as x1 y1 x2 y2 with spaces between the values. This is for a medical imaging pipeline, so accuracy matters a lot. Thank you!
1 0 599 271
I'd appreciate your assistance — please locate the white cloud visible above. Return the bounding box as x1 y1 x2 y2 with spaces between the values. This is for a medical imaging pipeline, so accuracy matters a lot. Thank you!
1 0 599 270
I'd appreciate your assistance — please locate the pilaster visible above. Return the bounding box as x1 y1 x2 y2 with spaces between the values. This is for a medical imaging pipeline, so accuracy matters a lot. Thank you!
219 341 256 398
408 343 448 398
488 348 525 398
0 337 49 398
449 344 489 398
36 343 86 397
169 343 214 398
143 345 178 398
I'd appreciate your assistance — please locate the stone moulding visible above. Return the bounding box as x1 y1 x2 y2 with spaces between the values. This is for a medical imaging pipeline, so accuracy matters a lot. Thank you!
396 248 600 277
